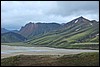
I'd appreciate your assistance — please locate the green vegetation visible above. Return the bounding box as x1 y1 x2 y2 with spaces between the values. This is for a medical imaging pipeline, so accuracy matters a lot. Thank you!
1 42 33 47
90 36 99 42
1 42 25 46
1 17 99 66
1 52 99 66
1 17 99 49
27 20 99 49
67 43 99 49
1 42 99 50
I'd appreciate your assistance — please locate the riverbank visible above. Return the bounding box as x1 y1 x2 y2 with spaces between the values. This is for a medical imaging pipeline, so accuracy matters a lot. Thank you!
1 52 99 66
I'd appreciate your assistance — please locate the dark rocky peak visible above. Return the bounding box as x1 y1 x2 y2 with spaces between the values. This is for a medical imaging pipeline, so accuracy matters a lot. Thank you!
28 22 35 25
29 22 33 24
75 16 91 22
64 16 92 27
26 22 34 26
91 20 97 22
67 16 89 24
77 16 84 19
20 22 34 29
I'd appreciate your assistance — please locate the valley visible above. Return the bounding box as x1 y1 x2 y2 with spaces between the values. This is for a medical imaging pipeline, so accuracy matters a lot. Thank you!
1 1 99 66
1 44 99 58
1 16 99 66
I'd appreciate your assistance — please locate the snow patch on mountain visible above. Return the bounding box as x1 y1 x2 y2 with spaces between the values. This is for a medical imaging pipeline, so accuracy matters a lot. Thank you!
75 28 80 31
75 20 78 23
90 23 93 25
97 33 99 36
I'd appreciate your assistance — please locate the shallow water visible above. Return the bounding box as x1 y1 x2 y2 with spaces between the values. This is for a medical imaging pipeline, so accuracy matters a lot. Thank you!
1 50 50 54
1 45 51 54
1 45 99 55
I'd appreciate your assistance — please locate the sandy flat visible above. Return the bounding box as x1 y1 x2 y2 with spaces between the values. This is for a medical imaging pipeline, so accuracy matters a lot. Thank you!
1 45 99 59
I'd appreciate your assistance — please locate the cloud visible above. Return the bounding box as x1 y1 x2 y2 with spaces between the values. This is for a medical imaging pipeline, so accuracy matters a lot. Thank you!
1 1 99 30
46 1 99 16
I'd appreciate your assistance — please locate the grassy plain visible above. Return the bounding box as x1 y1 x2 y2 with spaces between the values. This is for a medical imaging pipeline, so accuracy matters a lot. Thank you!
1 52 99 66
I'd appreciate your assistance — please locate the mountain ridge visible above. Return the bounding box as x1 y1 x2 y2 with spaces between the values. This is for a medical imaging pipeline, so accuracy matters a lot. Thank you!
27 16 99 49
1 16 99 49
19 22 62 38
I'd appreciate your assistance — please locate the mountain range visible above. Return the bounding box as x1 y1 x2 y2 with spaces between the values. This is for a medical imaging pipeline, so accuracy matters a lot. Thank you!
26 16 99 49
1 16 99 49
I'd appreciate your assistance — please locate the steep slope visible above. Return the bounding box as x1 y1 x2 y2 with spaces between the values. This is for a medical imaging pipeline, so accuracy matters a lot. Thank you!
28 16 99 49
19 22 62 38
1 32 27 43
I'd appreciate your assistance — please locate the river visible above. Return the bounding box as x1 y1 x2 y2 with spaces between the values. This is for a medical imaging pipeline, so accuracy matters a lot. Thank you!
1 45 99 59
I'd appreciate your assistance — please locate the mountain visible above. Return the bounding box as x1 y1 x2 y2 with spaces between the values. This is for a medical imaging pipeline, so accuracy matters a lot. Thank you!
11 30 19 33
27 16 99 49
1 28 9 33
19 22 62 38
1 32 27 43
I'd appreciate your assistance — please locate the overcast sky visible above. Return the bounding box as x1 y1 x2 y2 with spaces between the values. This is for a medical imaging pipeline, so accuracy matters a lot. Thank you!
1 1 99 30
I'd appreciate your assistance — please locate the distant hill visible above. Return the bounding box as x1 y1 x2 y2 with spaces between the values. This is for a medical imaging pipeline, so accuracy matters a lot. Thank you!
1 28 19 33
1 28 9 33
1 32 27 43
27 16 99 49
19 22 62 38
11 30 19 33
